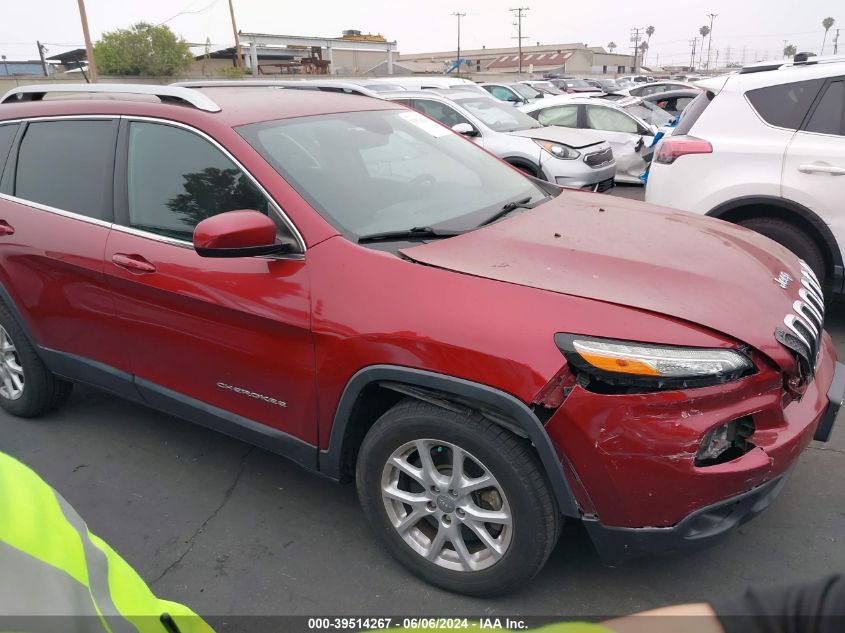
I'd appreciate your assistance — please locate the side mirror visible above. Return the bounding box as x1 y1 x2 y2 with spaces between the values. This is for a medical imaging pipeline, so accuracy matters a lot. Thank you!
193 210 292 258
507 94 521 102
452 122 478 137
536 93 545 98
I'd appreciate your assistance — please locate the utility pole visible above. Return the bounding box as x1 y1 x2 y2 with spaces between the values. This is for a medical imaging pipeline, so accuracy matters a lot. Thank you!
705 12 718 73
689 37 698 70
451 12 466 74
36 41 48 76
510 7 529 76
228 0 243 68
630 27 643 73
76 0 97 82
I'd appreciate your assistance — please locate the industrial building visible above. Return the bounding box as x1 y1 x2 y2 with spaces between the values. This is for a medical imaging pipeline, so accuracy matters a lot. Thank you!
398 42 637 78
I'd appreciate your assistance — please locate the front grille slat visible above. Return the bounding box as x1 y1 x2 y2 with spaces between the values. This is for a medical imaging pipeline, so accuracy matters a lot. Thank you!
780 261 825 378
584 147 613 168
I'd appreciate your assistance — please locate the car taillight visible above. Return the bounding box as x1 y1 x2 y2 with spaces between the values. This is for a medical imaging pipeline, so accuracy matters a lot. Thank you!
654 135 712 165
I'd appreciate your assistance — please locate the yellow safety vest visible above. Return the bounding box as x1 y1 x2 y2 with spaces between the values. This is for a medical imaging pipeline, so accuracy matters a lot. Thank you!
0 452 214 633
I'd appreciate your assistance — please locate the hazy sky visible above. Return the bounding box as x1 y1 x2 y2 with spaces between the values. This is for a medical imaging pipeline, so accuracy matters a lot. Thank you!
1 0 841 68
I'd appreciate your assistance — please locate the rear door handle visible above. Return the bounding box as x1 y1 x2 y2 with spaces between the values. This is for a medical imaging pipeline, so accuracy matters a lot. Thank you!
112 253 156 274
0 220 14 236
799 163 845 176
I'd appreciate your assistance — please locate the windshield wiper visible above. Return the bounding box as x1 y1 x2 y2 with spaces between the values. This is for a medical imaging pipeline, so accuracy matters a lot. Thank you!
479 197 541 227
357 226 463 244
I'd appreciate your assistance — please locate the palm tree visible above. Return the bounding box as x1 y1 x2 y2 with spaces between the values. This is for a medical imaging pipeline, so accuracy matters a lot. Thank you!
640 41 649 66
699 25 711 68
607 41 617 53
644 26 655 65
783 43 797 58
822 17 835 54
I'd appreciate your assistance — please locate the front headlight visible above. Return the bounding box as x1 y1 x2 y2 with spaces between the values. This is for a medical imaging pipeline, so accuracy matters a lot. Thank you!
555 334 754 390
534 139 580 160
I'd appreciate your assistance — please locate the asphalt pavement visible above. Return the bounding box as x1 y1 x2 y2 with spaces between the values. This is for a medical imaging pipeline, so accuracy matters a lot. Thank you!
1 184 843 623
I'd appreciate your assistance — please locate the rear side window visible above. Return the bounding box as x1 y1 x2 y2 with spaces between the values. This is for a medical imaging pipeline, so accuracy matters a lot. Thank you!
14 120 117 220
805 80 845 136
0 123 19 182
674 90 714 135
746 79 824 130
125 121 270 241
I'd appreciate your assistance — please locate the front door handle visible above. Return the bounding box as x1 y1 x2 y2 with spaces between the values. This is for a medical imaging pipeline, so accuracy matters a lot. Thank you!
112 253 156 274
799 163 845 176
0 220 14 236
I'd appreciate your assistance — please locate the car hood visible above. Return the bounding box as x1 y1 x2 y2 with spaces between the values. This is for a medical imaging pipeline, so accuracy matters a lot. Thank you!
401 191 804 370
508 126 605 149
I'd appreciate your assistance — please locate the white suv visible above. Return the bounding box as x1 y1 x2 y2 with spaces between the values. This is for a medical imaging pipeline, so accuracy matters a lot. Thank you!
646 56 845 293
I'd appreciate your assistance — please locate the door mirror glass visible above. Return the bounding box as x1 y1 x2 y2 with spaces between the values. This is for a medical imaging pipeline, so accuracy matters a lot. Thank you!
451 122 478 136
193 210 291 258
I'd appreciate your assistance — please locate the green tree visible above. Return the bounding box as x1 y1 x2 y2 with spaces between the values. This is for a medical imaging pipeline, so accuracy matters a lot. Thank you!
783 43 797 58
607 41 617 53
94 22 194 76
822 17 835 54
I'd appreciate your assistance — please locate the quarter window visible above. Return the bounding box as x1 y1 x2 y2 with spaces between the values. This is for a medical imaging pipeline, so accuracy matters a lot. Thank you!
537 105 579 128
805 80 845 136
14 120 117 220
125 122 270 241
0 123 18 183
746 79 824 130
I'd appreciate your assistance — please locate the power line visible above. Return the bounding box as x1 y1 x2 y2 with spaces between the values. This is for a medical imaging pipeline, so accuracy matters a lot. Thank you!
158 0 222 26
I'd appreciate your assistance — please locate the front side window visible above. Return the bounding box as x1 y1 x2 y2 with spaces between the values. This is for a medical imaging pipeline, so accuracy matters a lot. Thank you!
805 80 845 136
238 110 544 238
586 105 639 134
14 120 117 220
746 79 825 130
486 85 518 102
411 100 471 129
537 105 579 128
125 122 270 241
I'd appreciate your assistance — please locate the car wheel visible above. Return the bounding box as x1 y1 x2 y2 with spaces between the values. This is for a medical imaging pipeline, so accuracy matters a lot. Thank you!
0 304 72 417
356 399 559 596
738 218 826 291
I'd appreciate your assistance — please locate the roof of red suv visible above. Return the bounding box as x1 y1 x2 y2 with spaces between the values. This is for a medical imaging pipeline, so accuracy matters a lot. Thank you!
0 85 399 127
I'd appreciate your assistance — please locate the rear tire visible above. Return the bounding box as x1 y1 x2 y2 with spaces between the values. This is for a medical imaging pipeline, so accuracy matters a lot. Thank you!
356 399 559 597
0 304 72 418
738 217 826 291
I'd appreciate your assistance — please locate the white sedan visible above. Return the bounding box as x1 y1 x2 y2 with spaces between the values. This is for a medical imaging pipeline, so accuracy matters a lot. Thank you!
520 96 676 183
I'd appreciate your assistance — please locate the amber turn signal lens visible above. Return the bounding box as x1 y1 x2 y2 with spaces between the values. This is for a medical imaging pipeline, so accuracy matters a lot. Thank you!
575 351 661 376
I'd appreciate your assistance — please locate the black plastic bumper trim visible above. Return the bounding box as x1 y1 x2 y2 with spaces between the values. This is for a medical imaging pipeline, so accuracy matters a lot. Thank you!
815 361 845 442
583 471 791 566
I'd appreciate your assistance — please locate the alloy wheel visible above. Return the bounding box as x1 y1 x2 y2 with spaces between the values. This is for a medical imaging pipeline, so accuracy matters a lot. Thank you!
380 438 512 572
0 325 24 400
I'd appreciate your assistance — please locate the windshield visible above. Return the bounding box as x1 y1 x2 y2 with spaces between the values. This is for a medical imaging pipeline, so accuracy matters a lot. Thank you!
529 82 563 95
624 100 676 127
565 79 593 89
238 110 544 238
456 96 542 132
511 84 542 99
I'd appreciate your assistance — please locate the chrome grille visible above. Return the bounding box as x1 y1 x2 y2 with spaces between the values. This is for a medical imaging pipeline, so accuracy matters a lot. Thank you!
584 147 613 168
779 261 825 376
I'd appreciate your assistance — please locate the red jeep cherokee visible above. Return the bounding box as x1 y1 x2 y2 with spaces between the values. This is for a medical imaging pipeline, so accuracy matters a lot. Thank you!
0 84 842 596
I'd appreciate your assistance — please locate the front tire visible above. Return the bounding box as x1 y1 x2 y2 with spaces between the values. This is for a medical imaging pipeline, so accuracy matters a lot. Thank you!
738 217 826 291
0 304 72 418
356 399 559 596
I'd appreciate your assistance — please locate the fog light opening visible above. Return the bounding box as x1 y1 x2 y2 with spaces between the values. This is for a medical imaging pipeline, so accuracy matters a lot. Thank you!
695 416 756 467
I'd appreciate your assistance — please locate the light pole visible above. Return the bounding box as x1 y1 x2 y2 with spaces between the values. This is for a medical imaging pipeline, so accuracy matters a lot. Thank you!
1 55 7 78
706 13 718 73
451 12 466 74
